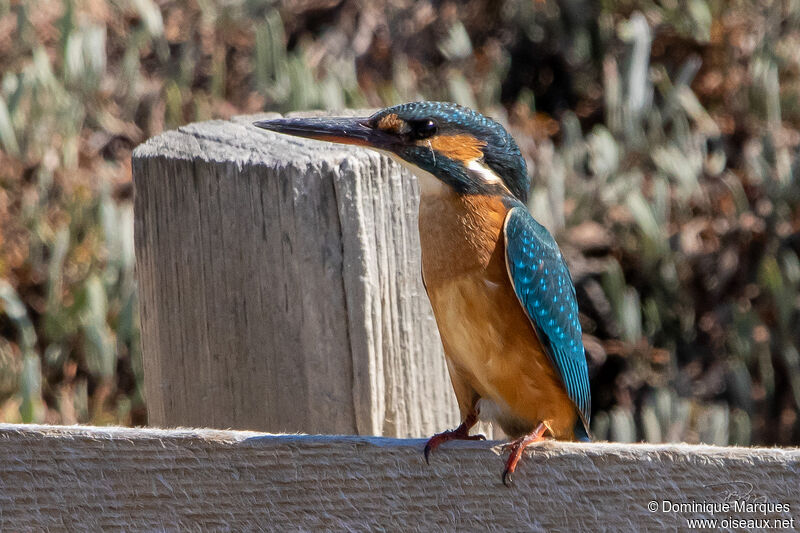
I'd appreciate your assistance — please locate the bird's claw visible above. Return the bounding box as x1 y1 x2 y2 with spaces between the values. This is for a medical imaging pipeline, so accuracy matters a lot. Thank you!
423 430 486 464
500 422 550 487
501 468 513 487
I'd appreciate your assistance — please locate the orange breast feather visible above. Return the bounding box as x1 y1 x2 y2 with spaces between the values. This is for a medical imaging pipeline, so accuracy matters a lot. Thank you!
418 192 578 439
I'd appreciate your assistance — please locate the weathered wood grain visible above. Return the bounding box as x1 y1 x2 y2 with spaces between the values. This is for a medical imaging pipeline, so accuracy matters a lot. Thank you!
132 112 461 437
0 424 797 531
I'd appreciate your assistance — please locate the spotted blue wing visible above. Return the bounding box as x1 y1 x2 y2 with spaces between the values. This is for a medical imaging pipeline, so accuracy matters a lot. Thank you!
503 206 591 433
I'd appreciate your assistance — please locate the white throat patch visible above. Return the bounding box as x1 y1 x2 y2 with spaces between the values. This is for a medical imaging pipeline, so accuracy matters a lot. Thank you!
383 152 449 197
372 149 508 198
466 159 511 194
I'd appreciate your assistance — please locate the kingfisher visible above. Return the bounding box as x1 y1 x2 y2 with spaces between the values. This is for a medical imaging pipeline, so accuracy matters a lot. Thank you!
255 102 591 485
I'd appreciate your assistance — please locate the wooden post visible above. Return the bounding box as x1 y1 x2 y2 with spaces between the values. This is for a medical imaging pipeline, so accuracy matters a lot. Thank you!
1 424 798 530
132 112 460 437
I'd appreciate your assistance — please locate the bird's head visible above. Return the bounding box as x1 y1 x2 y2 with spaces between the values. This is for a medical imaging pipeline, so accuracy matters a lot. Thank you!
254 101 529 202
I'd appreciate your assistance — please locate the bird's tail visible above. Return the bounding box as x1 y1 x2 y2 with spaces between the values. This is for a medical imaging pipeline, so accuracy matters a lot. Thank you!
574 419 592 442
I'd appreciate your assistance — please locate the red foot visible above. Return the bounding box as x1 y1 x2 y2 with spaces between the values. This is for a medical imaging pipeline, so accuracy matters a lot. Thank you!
502 422 550 487
423 413 485 464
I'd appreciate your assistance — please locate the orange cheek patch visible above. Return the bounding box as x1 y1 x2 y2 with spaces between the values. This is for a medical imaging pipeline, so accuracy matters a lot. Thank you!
377 113 405 133
423 134 486 164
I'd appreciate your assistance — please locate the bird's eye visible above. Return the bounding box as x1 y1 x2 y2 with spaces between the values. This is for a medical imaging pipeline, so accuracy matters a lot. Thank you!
409 119 438 140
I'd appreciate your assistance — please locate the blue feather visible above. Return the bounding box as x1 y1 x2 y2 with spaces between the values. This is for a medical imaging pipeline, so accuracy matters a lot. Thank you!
369 102 530 202
503 206 592 434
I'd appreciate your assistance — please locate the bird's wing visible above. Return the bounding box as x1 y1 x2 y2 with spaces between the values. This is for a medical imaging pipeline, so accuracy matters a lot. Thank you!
503 206 591 430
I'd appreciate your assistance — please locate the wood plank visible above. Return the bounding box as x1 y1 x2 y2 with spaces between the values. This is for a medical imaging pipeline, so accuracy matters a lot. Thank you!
0 424 797 531
132 113 460 437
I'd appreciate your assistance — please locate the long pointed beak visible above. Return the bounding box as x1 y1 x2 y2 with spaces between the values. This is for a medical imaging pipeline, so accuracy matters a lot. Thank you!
254 116 394 149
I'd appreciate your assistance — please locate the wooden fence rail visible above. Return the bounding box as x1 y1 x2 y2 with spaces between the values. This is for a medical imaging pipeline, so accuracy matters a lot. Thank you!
0 424 797 531
0 425 800 531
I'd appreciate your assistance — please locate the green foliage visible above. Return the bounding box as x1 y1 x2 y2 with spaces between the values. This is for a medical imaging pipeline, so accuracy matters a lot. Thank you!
526 0 800 445
1 0 799 444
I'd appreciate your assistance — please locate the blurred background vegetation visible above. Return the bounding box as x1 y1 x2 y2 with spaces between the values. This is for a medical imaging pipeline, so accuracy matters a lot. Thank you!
1 0 799 446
